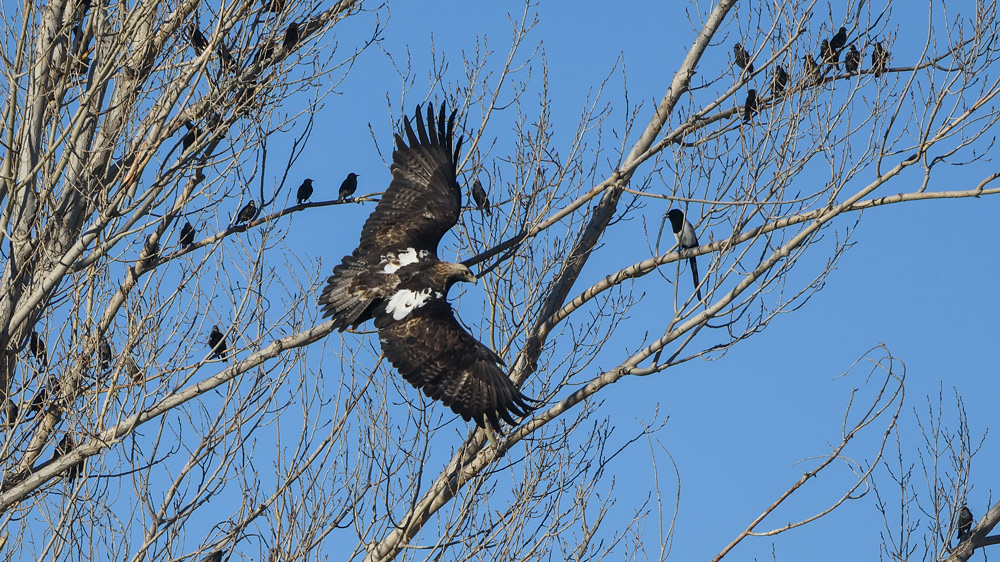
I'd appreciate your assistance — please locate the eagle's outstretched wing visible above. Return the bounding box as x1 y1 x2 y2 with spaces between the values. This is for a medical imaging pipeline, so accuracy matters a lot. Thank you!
358 102 463 257
375 298 534 430
319 103 463 328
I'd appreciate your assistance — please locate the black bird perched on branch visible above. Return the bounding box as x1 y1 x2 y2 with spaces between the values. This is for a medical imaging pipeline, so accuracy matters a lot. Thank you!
126 356 141 382
957 505 974 541
208 325 227 360
872 41 889 77
743 89 758 123
182 121 200 152
319 103 537 437
28 387 48 413
830 26 848 51
54 434 85 483
772 66 788 96
217 41 237 72
820 39 839 65
296 178 314 205
262 0 284 12
99 337 112 371
471 179 491 215
236 200 257 224
804 55 820 84
141 235 160 268
666 209 703 301
3 400 17 429
180 221 196 248
29 331 48 368
188 23 208 56
338 173 359 200
733 42 753 75
844 45 860 73
283 22 299 51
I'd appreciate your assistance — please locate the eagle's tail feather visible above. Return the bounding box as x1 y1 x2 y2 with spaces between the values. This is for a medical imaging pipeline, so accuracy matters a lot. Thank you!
319 255 373 330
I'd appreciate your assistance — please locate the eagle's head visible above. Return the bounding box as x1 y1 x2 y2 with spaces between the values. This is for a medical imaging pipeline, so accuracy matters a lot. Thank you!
434 262 477 292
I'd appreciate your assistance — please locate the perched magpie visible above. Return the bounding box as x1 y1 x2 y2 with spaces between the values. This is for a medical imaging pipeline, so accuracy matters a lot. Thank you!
666 209 703 301
957 505 974 541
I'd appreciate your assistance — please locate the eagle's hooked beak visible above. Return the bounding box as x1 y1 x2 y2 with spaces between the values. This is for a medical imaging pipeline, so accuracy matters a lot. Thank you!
466 270 479 285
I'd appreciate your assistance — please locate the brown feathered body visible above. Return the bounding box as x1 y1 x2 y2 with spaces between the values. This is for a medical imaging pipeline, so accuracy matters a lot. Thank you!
319 103 535 430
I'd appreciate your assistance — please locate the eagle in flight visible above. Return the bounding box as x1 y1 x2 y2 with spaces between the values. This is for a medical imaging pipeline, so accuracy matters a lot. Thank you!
319 103 535 432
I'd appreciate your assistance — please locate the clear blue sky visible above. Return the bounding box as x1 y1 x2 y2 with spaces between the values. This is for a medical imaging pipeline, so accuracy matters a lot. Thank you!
274 1 999 559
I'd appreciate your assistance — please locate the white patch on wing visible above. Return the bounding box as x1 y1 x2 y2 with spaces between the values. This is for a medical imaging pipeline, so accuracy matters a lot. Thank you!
385 288 434 320
380 247 421 274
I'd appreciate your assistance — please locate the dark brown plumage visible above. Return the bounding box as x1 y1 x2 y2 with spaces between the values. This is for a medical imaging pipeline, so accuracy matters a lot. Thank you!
772 66 788 96
743 89 757 123
209 325 227 360
319 103 536 431
236 200 257 224
733 42 753 75
471 179 491 215
338 173 358 200
180 221 196 248
202 551 224 562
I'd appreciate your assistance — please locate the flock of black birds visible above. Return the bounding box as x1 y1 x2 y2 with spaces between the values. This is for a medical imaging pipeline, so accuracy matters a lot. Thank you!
670 27 895 299
735 26 892 123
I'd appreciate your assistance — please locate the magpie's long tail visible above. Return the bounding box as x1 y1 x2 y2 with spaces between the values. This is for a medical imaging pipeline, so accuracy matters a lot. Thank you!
689 257 703 301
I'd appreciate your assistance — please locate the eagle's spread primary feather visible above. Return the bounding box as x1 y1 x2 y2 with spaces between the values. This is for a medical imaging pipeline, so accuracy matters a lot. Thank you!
319 103 535 431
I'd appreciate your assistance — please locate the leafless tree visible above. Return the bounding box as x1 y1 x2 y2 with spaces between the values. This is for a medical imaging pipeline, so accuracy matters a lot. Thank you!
0 0 998 560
